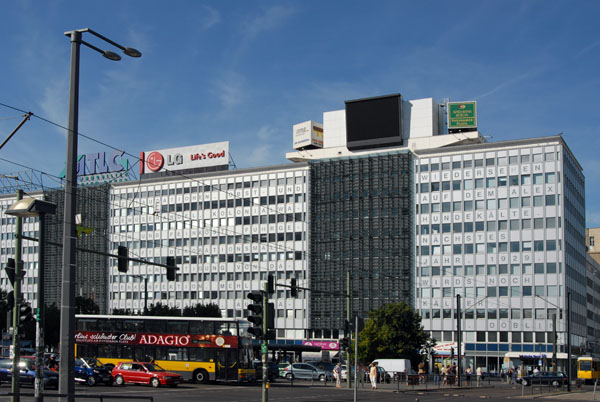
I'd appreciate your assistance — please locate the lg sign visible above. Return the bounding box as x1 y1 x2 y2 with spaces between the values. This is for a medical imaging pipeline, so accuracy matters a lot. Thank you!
140 142 229 174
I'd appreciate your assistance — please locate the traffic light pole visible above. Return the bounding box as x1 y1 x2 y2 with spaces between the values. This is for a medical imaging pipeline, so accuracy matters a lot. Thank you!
346 271 351 389
262 283 268 402
11 189 23 402
34 212 48 402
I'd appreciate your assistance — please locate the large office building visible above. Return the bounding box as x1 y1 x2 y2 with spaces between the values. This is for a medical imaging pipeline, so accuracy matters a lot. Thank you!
0 93 596 372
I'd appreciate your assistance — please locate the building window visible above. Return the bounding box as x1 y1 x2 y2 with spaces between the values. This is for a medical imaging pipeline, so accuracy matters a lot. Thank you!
591 236 595 247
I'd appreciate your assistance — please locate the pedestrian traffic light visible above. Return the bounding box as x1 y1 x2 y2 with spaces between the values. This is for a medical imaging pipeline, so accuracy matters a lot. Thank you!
247 291 264 339
4 258 16 287
450 347 455 359
267 274 274 294
290 278 298 297
166 256 176 281
117 246 128 273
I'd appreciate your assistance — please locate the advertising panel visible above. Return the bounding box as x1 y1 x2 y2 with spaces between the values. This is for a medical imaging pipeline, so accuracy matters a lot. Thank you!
74 331 238 348
302 340 339 350
139 141 229 174
293 121 323 150
448 101 477 129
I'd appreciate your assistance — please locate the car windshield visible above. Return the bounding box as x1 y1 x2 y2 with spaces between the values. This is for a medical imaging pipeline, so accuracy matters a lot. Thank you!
84 358 104 368
143 363 164 372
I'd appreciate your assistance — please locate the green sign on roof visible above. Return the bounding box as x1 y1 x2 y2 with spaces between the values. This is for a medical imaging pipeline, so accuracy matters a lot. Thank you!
448 101 477 129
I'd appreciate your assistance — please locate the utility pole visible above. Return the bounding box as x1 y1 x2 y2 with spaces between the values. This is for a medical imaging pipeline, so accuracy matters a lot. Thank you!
346 270 351 389
11 189 23 402
567 291 571 392
552 313 557 372
456 294 461 387
261 282 268 402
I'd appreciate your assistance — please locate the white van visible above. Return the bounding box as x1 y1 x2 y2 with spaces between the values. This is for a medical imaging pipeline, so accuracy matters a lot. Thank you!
371 359 412 375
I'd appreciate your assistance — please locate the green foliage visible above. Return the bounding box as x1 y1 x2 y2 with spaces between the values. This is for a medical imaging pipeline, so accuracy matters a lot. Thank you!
182 303 222 318
75 296 100 314
0 289 10 331
111 308 135 316
358 302 431 367
146 302 181 316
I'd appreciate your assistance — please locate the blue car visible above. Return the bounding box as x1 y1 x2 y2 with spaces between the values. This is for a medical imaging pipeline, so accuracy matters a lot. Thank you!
0 358 59 389
74 357 113 386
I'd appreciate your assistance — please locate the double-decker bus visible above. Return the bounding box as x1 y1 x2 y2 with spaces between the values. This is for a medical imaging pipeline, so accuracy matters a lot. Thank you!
75 314 255 383
577 356 600 383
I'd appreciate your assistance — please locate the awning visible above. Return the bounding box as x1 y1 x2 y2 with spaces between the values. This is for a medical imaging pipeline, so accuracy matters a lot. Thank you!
504 352 569 359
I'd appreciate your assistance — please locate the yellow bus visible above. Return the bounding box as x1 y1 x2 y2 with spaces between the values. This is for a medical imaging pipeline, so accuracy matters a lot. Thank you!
577 356 600 383
75 314 255 383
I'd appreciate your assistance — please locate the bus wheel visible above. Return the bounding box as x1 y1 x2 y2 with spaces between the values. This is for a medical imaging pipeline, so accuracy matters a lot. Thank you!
194 369 209 384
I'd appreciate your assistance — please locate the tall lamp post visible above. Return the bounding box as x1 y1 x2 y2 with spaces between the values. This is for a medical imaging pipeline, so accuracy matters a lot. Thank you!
61 28 141 402
7 197 56 402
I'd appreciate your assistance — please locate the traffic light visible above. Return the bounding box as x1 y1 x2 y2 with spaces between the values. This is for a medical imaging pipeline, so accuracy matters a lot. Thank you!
6 291 14 310
247 291 264 339
166 256 176 281
290 278 298 297
267 274 274 294
450 347 455 359
4 258 15 286
19 305 34 330
340 337 349 349
117 246 128 273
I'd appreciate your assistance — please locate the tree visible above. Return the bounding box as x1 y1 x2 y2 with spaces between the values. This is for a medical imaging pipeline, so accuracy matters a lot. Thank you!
111 308 136 316
182 303 222 318
147 302 181 316
0 289 10 332
75 296 100 314
358 302 431 368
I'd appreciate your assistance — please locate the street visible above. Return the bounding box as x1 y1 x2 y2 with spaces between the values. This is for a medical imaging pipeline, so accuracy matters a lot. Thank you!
0 379 598 402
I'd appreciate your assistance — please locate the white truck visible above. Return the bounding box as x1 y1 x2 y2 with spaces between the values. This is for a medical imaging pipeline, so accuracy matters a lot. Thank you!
371 359 412 375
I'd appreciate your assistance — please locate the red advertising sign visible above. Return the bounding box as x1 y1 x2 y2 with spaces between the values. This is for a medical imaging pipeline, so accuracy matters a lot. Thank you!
74 331 238 349
302 340 339 350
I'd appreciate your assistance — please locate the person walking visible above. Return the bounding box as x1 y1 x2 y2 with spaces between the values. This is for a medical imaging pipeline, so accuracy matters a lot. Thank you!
476 366 483 387
433 364 440 386
369 363 378 390
511 367 517 384
465 366 472 386
334 363 342 388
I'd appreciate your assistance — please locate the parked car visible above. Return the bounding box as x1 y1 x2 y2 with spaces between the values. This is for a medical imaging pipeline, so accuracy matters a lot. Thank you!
0 358 59 389
253 361 278 382
517 371 567 387
341 364 355 380
111 362 183 388
74 357 113 386
278 362 290 378
304 360 336 373
280 363 332 381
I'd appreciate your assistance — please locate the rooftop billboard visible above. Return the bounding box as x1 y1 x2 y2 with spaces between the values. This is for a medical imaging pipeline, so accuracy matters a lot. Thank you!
448 101 477 130
139 141 229 174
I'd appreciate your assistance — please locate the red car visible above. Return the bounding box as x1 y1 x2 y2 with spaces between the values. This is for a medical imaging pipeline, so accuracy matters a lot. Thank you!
111 362 183 388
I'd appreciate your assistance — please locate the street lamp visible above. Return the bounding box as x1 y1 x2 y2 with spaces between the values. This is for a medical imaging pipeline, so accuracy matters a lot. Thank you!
61 28 141 402
130 274 149 315
7 197 56 402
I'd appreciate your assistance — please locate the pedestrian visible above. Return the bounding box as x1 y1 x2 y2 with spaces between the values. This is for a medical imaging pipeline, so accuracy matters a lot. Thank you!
533 366 540 376
476 366 483 387
334 363 342 388
511 367 517 384
48 354 59 371
465 366 472 386
433 364 440 385
418 362 425 384
369 363 378 390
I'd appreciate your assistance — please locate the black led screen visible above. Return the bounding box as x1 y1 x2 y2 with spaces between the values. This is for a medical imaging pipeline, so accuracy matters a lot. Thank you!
345 93 403 150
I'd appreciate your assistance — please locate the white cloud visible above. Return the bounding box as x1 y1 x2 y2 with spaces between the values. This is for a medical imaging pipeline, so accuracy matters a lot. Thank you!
211 71 246 109
199 5 221 30
241 5 297 40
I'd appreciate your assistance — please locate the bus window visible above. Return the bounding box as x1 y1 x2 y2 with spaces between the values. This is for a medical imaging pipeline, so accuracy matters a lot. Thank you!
79 319 97 331
190 321 215 334
98 319 115 331
145 320 165 333
166 348 188 361
123 319 144 332
166 321 188 334
218 322 238 336
190 348 214 362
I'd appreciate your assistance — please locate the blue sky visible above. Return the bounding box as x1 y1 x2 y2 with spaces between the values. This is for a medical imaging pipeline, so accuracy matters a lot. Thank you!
1 1 599 225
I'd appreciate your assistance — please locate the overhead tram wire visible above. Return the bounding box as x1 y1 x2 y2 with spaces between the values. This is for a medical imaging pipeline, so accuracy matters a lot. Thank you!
0 100 308 226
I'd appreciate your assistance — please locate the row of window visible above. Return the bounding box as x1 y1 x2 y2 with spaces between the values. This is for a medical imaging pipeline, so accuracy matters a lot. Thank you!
419 240 560 256
422 307 561 320
113 270 304 283
419 284 561 298
110 251 305 267
430 330 556 344
111 290 305 303
418 263 562 277
417 152 559 172
418 217 561 234
114 232 304 248
417 173 557 192
418 196 559 215
113 176 306 199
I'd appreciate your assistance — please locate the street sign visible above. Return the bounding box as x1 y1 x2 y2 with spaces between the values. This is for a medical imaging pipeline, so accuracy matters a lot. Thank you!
261 344 268 354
